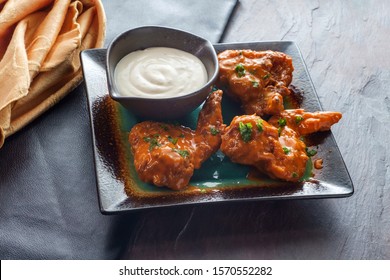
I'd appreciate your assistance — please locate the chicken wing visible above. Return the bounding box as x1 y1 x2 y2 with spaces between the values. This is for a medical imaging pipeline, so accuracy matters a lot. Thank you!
128 90 224 190
221 115 308 182
268 109 342 135
218 50 294 116
221 109 342 182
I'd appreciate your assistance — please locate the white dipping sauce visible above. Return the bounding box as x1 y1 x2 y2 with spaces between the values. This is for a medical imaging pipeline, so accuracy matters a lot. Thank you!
114 47 208 98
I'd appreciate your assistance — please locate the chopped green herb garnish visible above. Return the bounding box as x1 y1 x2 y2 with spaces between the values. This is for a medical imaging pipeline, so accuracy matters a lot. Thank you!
144 135 161 151
256 120 263 132
251 80 259 88
278 127 283 137
295 115 304 124
282 147 291 154
292 172 298 178
149 139 160 151
306 147 317 157
239 51 243 56
278 118 287 127
262 73 271 80
167 135 178 145
210 126 220 136
159 124 169 131
172 148 190 158
235 63 246 77
179 133 185 138
250 70 257 75
238 122 253 143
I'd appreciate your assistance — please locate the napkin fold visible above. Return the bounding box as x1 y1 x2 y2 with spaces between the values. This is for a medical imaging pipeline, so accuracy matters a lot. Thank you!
0 0 105 147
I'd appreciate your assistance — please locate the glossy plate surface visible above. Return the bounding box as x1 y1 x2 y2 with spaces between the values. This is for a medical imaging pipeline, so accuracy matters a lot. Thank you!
80 42 353 214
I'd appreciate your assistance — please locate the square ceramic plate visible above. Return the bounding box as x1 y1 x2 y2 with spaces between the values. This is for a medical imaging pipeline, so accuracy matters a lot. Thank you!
80 41 353 214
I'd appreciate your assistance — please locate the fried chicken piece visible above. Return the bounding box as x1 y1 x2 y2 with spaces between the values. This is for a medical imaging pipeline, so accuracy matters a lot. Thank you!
221 110 342 182
221 115 308 182
128 90 224 190
218 50 294 116
268 109 342 135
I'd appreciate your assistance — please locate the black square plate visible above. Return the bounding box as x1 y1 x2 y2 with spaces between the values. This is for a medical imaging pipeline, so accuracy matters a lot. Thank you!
80 41 353 214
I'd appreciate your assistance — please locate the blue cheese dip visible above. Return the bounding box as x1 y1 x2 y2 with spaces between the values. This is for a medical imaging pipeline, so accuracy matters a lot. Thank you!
114 47 208 98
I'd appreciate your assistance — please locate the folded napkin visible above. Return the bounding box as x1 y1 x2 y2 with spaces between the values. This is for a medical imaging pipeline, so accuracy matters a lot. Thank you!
0 0 105 147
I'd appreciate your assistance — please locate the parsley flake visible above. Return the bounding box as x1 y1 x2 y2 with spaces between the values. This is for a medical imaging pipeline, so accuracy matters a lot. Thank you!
159 124 169 131
239 122 253 143
306 147 317 157
292 172 298 178
172 148 190 158
283 147 291 154
295 115 304 124
256 120 263 132
278 118 287 127
143 135 161 151
210 126 220 136
262 73 271 80
235 64 246 77
167 135 178 145
278 127 283 137
251 80 259 88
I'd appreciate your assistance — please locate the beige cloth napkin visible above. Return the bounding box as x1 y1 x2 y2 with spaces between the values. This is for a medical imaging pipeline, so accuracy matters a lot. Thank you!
0 0 105 147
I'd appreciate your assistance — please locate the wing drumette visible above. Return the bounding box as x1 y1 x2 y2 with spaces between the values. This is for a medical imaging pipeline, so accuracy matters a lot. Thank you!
268 109 342 135
128 90 224 190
